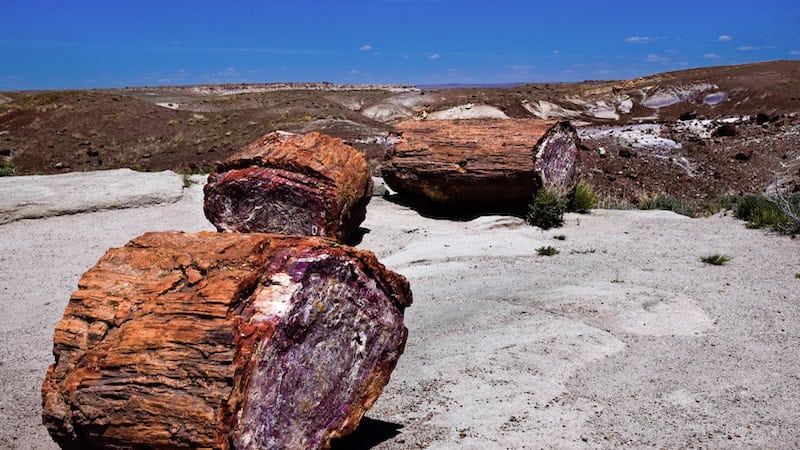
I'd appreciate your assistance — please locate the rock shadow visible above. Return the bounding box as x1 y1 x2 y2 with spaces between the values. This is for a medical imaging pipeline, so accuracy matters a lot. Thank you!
383 192 527 222
345 227 371 246
330 417 404 450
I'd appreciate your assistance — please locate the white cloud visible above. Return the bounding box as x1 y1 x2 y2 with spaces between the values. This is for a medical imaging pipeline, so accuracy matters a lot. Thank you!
625 36 654 44
737 46 758 51
718 35 732 42
359 44 372 51
552 49 560 55
349 69 359 75
644 53 668 63
596 68 611 74
704 53 721 59
428 53 440 60
790 50 800 55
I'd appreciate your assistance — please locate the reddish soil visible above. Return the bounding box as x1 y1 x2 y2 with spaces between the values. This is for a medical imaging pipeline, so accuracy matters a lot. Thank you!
1 61 799 208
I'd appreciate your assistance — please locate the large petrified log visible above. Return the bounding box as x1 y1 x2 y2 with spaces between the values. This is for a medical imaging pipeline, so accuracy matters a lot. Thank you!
204 131 372 243
381 119 579 209
42 231 411 450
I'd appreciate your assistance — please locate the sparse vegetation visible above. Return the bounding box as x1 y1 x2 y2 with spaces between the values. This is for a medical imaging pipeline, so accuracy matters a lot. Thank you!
700 254 732 265
597 196 635 210
527 187 566 229
610 271 624 283
536 246 559 256
567 180 598 213
637 193 694 217
553 234 566 240
182 174 196 188
0 165 14 177
795 273 800 279
723 192 800 235
570 248 606 254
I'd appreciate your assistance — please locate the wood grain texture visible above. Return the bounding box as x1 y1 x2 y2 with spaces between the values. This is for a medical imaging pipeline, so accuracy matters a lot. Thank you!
204 132 373 243
42 231 411 450
381 119 579 209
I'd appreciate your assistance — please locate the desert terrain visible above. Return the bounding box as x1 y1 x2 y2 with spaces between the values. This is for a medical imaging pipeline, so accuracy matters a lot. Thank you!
2 61 800 207
0 170 798 449
1 61 799 449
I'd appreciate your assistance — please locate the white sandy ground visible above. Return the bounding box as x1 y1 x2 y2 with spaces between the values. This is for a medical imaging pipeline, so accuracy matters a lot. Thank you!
1 171 799 449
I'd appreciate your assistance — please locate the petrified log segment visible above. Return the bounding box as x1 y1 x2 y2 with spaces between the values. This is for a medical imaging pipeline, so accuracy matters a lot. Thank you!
204 132 372 243
42 231 411 450
381 119 579 209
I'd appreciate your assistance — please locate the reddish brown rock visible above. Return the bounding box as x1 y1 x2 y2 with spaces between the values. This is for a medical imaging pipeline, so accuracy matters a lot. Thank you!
204 132 372 243
42 231 411 450
735 148 754 161
381 119 579 209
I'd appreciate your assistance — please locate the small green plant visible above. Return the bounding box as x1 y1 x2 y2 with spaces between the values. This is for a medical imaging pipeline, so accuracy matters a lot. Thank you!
536 246 559 256
723 193 800 235
182 174 196 188
700 254 732 265
0 165 14 177
527 187 566 229
553 234 566 241
568 179 598 213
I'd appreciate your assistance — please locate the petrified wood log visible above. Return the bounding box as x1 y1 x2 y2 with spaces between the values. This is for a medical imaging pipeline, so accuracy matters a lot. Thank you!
204 131 372 243
42 231 411 450
381 119 579 209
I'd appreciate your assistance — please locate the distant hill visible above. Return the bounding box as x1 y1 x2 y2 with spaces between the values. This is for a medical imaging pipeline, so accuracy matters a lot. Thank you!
1 61 798 206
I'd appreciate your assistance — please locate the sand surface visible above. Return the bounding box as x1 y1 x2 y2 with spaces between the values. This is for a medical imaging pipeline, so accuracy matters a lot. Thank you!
1 171 799 449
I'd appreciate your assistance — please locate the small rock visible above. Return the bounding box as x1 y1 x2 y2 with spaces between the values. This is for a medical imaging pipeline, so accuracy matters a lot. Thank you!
54 162 68 170
598 146 607 158
619 148 636 158
712 124 737 137
735 148 753 161
756 111 781 125
679 111 697 121
142 153 151 159
0 148 10 156
371 177 392 197
86 150 100 157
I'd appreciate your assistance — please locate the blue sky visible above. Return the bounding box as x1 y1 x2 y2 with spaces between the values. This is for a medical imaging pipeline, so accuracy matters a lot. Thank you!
2 0 799 90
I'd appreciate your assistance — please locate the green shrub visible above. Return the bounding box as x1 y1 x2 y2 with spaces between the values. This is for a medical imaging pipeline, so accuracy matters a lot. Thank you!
732 194 773 222
700 254 732 265
536 246 559 256
527 187 566 229
725 193 800 234
0 165 13 177
182 174 196 188
568 180 597 213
